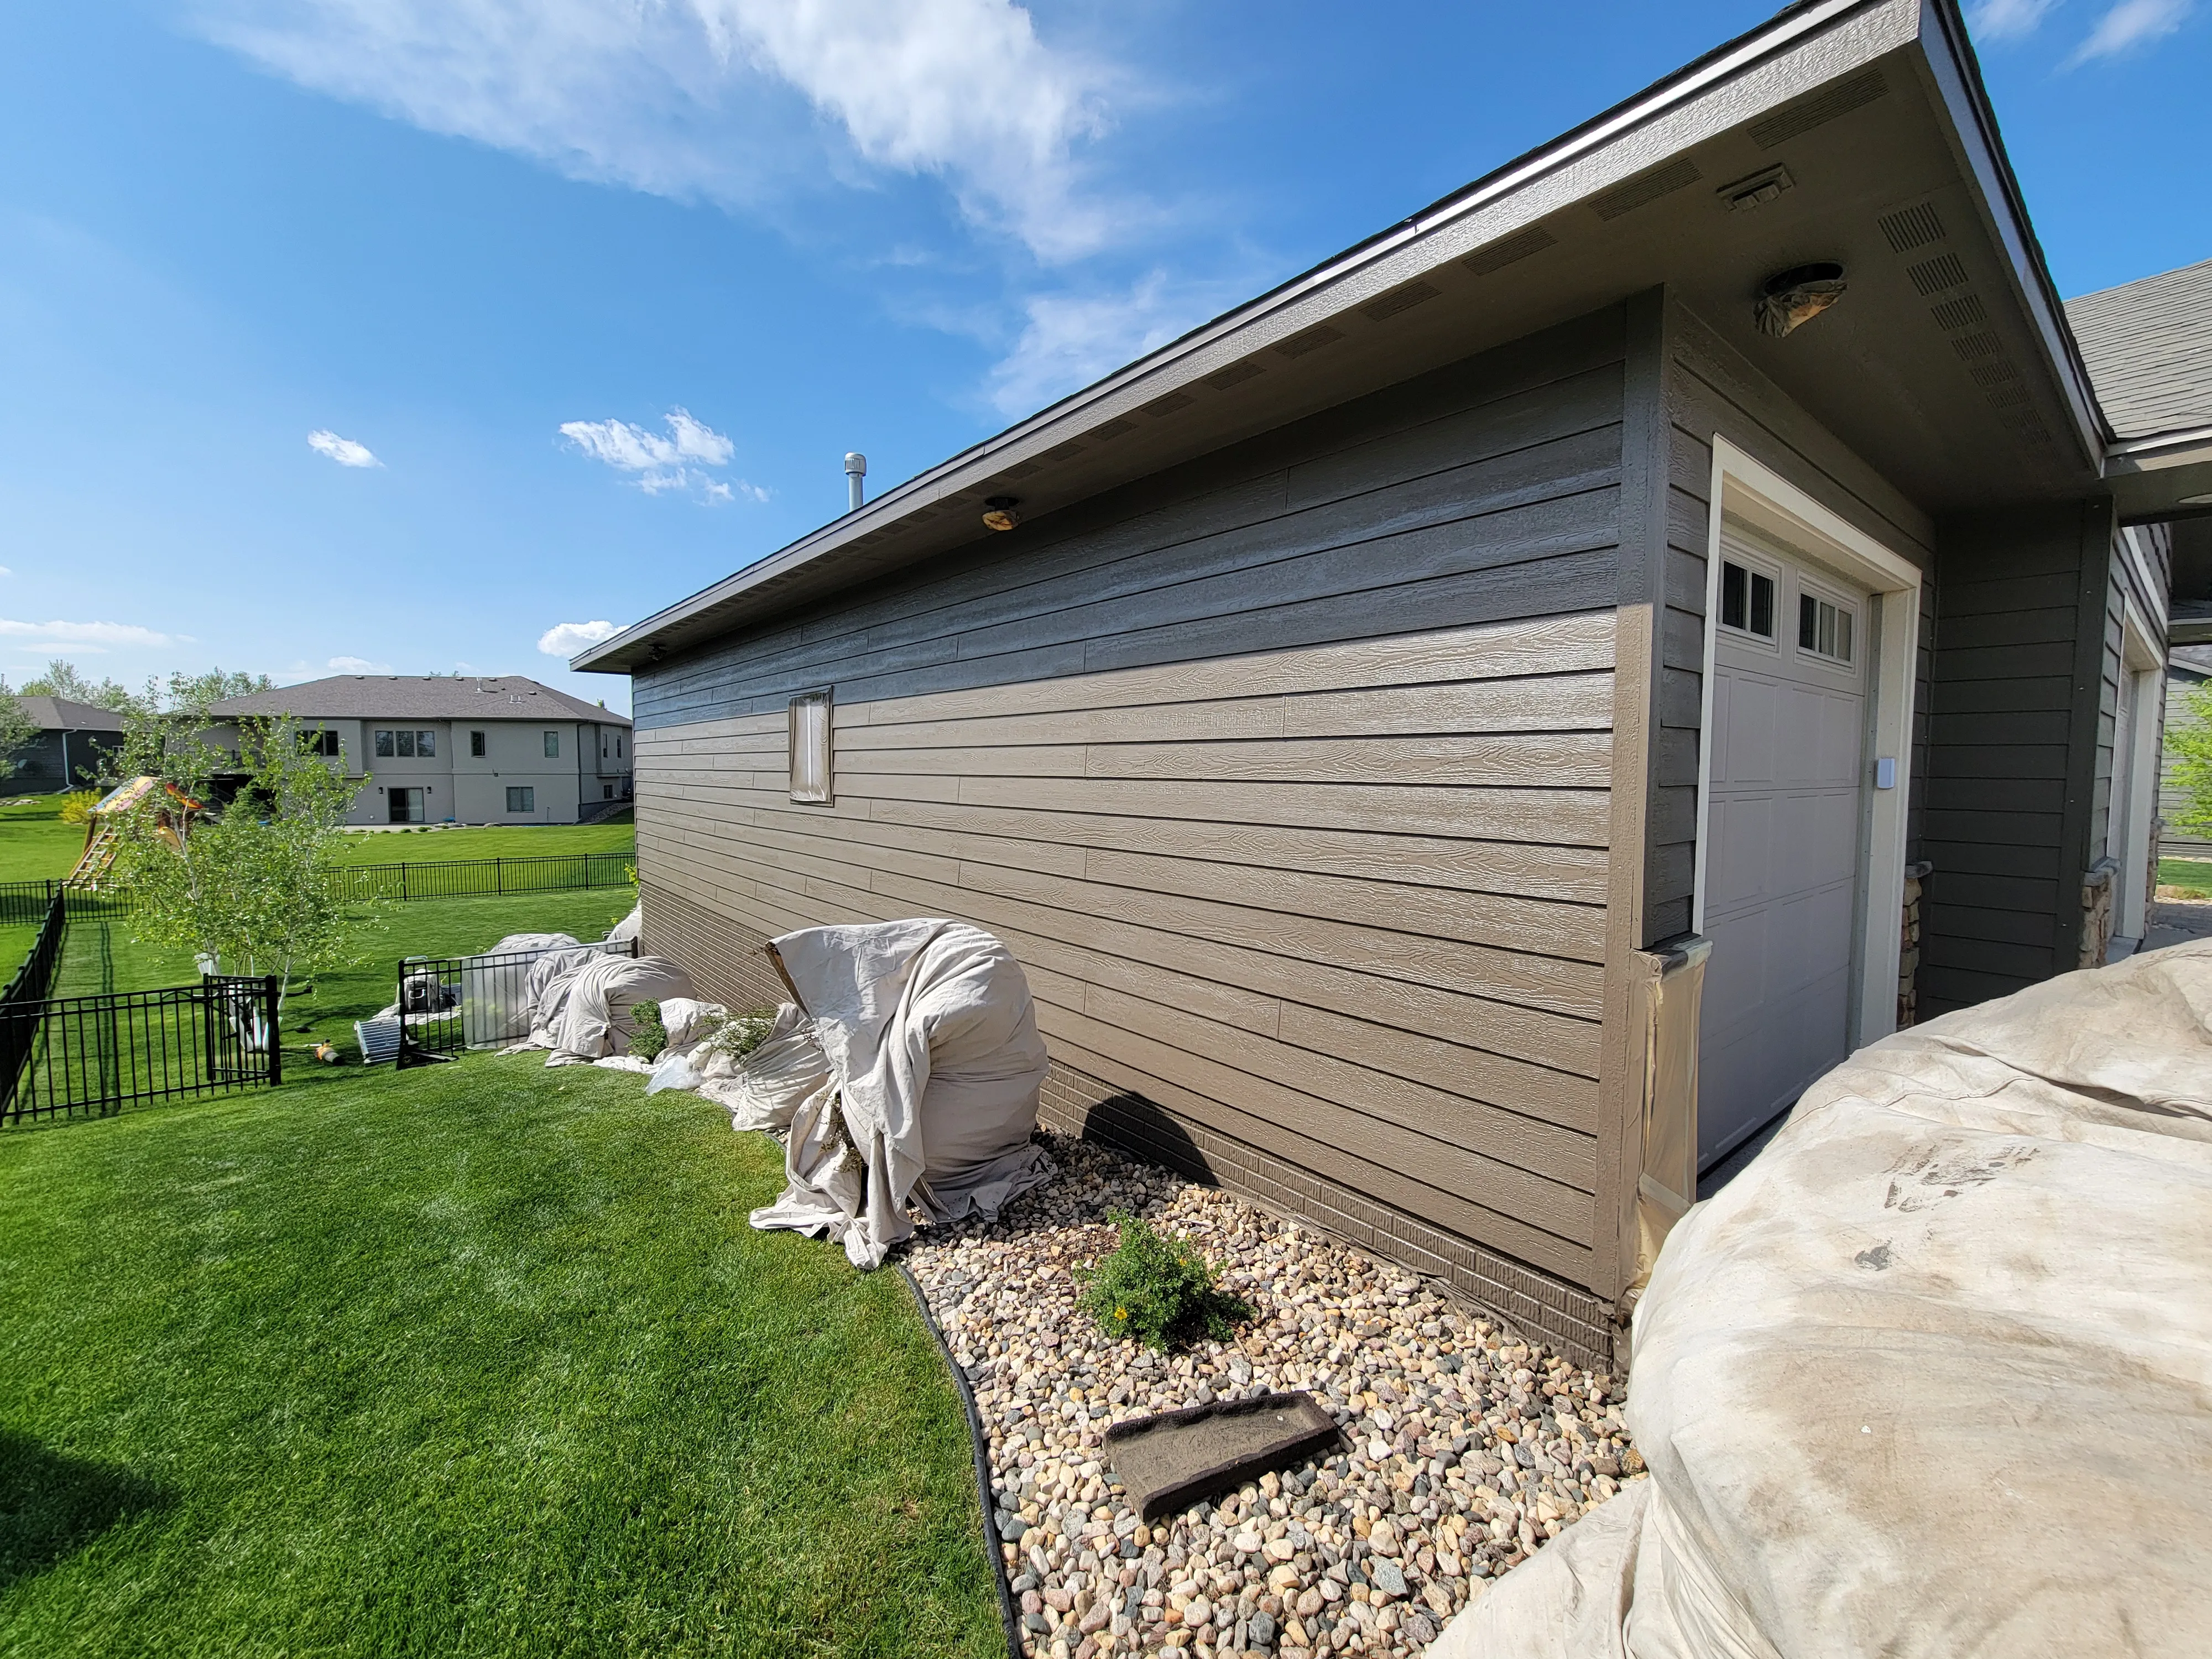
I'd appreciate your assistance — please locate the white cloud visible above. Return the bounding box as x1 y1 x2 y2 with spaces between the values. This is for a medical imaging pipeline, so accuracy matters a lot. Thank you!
1969 0 2062 39
196 0 1125 261
559 408 765 501
984 271 1236 417
0 618 175 647
327 655 394 672
538 619 623 656
0 566 12 577
307 428 382 467
2069 0 2193 58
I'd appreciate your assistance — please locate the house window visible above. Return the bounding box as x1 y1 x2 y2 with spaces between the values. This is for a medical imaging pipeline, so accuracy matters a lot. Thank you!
1798 592 1856 665
603 784 614 799
789 690 832 804
416 729 435 758
544 731 560 758
395 731 415 758
1719 560 1777 639
601 736 608 758
507 786 535 813
616 735 623 758
300 729 340 757
470 730 486 758
374 729 394 758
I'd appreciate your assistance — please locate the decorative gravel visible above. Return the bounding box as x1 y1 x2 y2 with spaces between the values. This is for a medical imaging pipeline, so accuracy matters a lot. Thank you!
905 1133 1645 1659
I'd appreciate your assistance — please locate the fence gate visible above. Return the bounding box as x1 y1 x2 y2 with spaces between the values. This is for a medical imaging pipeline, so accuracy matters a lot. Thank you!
0 975 283 1126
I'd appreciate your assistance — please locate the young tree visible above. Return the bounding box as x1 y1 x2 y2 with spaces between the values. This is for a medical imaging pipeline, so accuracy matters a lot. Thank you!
107 692 361 1022
0 677 35 781
2166 679 2212 839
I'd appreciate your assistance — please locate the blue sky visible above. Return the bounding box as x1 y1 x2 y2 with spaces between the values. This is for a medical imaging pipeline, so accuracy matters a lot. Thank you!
2 1 2205 716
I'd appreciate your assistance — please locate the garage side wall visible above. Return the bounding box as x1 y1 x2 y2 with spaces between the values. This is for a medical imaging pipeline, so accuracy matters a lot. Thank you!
633 307 1630 1365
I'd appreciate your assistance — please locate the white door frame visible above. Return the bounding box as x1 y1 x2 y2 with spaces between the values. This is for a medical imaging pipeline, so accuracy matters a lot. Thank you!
1694 437 1923 1050
2114 592 2164 943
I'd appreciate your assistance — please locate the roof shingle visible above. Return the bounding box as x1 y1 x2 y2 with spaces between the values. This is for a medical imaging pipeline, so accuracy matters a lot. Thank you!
209 675 629 725
2066 256 2212 443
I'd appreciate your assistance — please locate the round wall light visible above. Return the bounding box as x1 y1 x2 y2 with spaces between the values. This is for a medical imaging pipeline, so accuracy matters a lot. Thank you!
982 496 1023 532
1755 263 1847 338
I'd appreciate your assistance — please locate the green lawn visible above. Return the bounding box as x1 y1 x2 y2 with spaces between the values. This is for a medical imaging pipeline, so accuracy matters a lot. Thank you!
0 1055 1002 1658
0 796 87 885
335 816 634 865
2159 857 2212 899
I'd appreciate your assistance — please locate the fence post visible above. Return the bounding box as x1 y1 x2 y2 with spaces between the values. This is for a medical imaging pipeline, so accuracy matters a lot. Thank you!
402 862 410 901
264 975 283 1087
497 857 505 895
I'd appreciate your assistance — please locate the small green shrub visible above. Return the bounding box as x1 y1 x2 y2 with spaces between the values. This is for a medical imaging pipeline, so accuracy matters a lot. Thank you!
58 789 102 825
699 1010 778 1065
1075 1212 1252 1352
629 999 667 1062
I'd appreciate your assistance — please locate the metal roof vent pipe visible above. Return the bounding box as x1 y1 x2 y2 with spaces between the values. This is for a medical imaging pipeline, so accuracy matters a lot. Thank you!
844 452 867 513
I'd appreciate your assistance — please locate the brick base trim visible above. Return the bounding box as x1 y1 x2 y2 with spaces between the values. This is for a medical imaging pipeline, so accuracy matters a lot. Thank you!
643 882 1618 1370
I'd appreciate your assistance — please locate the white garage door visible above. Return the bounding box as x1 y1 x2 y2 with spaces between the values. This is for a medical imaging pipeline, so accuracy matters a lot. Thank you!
1698 533 1869 1168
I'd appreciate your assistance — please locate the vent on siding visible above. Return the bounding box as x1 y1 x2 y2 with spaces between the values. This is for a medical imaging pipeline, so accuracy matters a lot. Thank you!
1142 390 1196 418
1589 157 1703 220
1360 280 1442 321
1877 204 1945 253
1091 416 1139 440
1039 439 1086 462
1204 359 1267 390
1272 322 1345 358
1928 293 1987 331
1907 253 1970 295
1749 68 1889 149
1462 225 1558 275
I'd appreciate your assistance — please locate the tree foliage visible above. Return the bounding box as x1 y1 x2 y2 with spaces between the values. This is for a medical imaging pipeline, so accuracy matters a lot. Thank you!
18 659 134 711
2167 679 2212 838
107 692 361 1010
0 677 34 782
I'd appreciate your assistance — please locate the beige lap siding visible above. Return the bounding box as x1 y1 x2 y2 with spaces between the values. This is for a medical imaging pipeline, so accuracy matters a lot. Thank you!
635 614 1613 1291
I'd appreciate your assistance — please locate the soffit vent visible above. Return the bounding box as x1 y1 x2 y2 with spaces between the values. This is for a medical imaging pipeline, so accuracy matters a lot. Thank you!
1091 416 1139 440
1462 225 1558 275
1589 158 1702 221
1204 359 1267 390
1877 204 1945 254
1950 330 2006 363
1965 357 2018 388
1039 439 1087 462
1273 323 1345 358
1928 293 1987 331
1142 390 1196 418
996 460 1043 480
1907 253 1970 295
1749 68 1889 150
1360 280 1443 321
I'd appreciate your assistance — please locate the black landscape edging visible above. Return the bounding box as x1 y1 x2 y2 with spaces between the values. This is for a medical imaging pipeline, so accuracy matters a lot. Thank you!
898 1260 1025 1659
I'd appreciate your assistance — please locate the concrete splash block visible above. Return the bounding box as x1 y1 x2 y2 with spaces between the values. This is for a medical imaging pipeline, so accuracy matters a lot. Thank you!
1105 1392 1343 1521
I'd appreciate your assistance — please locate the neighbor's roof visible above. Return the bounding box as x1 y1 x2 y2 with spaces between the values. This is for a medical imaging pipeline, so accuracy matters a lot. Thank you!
209 675 629 725
12 695 128 733
2067 257 2212 445
576 0 2109 675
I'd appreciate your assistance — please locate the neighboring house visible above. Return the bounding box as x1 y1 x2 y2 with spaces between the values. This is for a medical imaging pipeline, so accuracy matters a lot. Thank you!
207 676 632 826
2163 644 2212 860
574 1 2203 1368
6 696 127 792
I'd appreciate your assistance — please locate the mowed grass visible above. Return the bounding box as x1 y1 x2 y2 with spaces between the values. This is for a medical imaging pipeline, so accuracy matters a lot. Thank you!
0 796 86 884
0 1058 1003 1658
2159 857 2212 899
335 817 634 865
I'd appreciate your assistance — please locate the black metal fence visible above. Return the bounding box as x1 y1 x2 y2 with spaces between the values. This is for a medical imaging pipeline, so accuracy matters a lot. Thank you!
0 852 634 924
386 937 638 1067
1 974 280 1126
332 851 635 903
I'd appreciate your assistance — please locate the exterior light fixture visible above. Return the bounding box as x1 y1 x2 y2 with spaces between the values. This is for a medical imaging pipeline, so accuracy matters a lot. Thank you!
982 497 1022 532
1755 263 1846 338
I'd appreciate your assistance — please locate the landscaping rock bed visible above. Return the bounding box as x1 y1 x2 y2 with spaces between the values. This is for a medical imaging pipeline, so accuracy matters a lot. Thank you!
906 1133 1644 1659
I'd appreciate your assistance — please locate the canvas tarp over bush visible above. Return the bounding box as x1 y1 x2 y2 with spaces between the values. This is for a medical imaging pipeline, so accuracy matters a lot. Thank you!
1438 938 2212 1659
747 918 1053 1269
